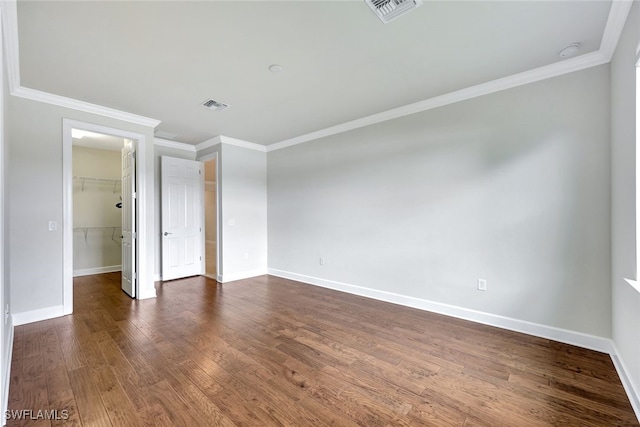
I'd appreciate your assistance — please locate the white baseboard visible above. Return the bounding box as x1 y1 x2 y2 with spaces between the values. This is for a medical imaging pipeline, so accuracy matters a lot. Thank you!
2 316 14 426
269 268 640 422
151 265 640 416
220 268 267 283
268 269 612 353
610 343 640 421
12 305 64 326
73 265 121 277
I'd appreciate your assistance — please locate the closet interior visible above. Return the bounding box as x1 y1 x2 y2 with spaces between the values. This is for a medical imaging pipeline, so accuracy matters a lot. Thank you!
72 137 125 276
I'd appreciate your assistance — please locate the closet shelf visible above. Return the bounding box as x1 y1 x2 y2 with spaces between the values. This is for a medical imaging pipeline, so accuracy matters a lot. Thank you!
74 176 121 193
73 226 122 243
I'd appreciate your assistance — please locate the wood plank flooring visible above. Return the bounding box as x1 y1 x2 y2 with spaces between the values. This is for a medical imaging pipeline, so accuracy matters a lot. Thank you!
6 273 639 426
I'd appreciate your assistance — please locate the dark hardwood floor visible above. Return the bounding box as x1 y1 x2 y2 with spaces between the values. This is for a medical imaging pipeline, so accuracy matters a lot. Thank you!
6 273 639 426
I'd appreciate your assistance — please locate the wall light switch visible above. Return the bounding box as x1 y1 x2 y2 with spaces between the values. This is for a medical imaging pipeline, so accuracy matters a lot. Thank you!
478 278 487 291
48 221 57 231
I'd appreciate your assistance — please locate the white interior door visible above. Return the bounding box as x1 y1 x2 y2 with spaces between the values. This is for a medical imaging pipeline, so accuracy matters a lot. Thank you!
121 139 136 297
161 156 204 281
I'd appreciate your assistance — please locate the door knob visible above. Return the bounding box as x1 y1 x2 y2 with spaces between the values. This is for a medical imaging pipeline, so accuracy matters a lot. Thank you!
163 232 172 236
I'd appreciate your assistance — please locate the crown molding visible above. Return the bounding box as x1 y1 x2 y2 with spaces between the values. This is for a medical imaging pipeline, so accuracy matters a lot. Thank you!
195 135 266 153
267 49 609 152
1 0 632 147
154 138 196 152
266 0 632 152
220 135 267 152
599 0 634 61
11 86 161 129
1 0 20 93
195 136 222 153
1 0 161 129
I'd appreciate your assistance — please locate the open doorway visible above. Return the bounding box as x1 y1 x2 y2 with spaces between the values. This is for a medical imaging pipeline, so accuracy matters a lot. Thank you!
71 131 125 279
63 119 149 314
70 129 137 298
203 155 218 279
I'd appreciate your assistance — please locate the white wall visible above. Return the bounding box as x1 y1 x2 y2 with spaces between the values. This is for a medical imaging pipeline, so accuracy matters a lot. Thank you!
153 143 196 279
72 146 122 274
1 15 11 424
213 143 267 282
268 64 611 338
154 141 268 283
7 95 155 318
154 141 269 283
611 1 640 411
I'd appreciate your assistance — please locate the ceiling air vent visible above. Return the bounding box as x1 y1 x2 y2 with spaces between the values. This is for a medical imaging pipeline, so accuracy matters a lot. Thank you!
365 0 422 24
202 99 229 112
154 130 180 140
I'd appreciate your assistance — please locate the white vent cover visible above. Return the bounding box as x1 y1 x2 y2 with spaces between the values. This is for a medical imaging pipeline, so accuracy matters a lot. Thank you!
202 99 229 111
154 130 180 140
365 0 422 23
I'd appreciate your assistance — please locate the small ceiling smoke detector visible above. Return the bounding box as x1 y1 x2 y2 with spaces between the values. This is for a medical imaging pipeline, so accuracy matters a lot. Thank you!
558 43 582 58
269 64 284 73
365 0 422 24
202 99 229 111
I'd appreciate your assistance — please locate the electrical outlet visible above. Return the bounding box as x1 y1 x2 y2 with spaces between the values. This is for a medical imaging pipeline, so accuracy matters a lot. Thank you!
48 221 57 231
319 257 325 266
478 278 487 291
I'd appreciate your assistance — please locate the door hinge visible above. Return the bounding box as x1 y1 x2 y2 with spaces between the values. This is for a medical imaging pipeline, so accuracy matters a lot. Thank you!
132 232 137 239
132 151 137 159
133 272 137 280
133 192 137 199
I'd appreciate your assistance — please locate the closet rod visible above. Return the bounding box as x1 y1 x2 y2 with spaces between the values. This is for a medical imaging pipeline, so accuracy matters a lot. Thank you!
74 176 122 193
73 226 122 243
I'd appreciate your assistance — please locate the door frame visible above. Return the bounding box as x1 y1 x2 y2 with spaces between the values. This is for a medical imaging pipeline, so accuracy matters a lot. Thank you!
197 152 221 281
62 119 149 313
121 139 137 298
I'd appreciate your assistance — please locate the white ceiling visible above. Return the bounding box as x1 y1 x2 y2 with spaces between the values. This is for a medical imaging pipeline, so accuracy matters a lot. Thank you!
72 130 124 152
17 0 612 146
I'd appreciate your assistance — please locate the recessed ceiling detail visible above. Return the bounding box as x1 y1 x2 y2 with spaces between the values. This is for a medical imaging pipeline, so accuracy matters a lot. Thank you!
365 0 422 24
202 99 229 112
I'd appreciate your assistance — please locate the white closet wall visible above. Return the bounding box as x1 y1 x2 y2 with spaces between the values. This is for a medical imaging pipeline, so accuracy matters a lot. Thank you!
73 146 122 276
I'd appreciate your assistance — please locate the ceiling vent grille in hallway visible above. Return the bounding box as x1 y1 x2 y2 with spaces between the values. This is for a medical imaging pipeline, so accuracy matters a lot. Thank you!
365 0 422 23
202 99 229 111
